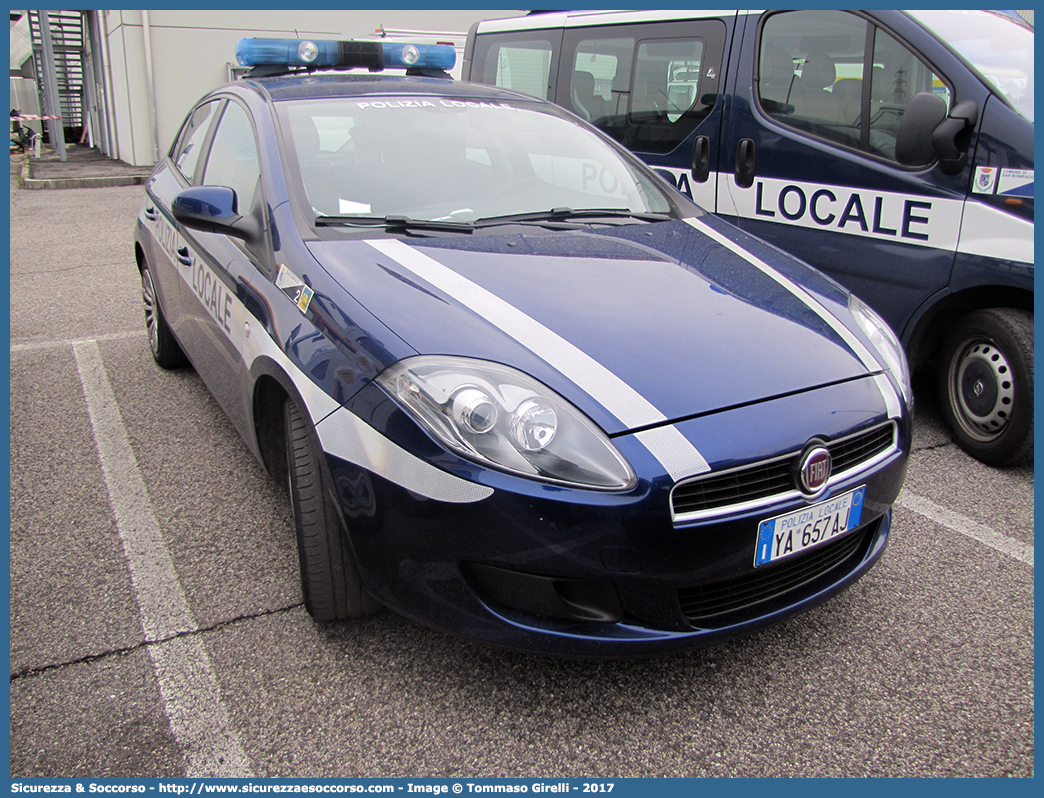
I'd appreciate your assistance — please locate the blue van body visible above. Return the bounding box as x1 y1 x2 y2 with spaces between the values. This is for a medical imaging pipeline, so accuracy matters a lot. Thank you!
464 9 1034 466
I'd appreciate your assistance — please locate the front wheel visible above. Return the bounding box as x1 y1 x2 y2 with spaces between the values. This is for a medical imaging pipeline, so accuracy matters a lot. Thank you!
937 308 1033 467
285 398 379 620
140 262 187 369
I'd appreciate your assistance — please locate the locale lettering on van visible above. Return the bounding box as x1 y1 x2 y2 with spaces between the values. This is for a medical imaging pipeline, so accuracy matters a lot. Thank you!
754 182 932 241
729 177 963 250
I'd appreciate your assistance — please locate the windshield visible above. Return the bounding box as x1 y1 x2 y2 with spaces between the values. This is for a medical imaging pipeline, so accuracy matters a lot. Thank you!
277 95 679 226
909 10 1034 122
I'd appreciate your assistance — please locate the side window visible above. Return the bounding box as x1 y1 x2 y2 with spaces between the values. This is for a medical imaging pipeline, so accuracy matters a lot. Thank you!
564 22 725 155
634 39 705 124
480 39 554 100
201 101 261 214
868 27 951 160
758 11 868 149
569 38 631 124
758 11 950 162
172 101 221 183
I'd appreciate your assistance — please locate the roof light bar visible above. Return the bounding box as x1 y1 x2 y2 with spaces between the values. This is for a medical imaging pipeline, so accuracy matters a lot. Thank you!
235 38 456 72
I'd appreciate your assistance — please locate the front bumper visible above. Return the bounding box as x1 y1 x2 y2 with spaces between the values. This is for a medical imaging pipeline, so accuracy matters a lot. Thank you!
328 375 910 657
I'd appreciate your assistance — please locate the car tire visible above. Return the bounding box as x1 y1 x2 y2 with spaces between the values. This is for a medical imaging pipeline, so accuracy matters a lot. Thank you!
937 308 1033 467
285 397 379 620
141 262 187 369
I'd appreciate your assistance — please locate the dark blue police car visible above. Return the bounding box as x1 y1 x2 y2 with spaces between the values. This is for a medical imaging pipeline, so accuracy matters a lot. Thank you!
134 38 911 657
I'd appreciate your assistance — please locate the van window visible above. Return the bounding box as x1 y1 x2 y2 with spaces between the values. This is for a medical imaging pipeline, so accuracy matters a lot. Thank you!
909 10 1033 123
566 29 720 155
758 11 950 161
477 39 554 100
635 40 705 124
868 26 951 160
569 38 629 124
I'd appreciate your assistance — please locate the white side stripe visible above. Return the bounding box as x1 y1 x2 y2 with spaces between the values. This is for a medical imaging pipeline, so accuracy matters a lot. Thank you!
158 219 493 503
702 174 1032 263
957 201 1034 264
685 217 902 418
874 374 902 421
240 296 495 504
367 238 711 479
315 408 495 503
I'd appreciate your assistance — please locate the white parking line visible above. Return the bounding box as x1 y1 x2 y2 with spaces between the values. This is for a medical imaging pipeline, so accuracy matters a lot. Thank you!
72 338 254 778
896 492 1034 566
11 330 147 352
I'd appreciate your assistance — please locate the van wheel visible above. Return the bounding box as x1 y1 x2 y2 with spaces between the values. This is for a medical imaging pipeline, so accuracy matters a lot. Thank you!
284 398 379 620
141 262 187 369
937 308 1033 466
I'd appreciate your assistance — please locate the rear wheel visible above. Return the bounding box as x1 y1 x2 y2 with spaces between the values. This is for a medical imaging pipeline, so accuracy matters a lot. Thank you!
937 308 1033 466
140 262 187 369
285 397 379 620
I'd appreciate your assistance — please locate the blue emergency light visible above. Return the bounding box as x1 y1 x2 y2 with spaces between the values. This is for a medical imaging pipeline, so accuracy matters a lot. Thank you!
235 37 456 73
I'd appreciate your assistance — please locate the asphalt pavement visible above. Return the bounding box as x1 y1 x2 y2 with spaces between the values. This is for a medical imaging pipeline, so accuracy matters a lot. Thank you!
7 149 1035 779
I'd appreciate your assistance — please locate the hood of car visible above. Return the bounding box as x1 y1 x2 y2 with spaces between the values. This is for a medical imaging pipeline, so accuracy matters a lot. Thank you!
306 218 875 436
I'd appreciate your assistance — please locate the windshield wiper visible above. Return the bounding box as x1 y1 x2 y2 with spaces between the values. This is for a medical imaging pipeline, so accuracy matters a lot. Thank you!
316 214 475 233
473 208 672 227
315 208 672 233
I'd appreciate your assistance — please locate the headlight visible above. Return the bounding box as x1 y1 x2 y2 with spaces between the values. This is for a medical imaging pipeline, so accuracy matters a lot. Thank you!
376 356 637 491
849 294 912 403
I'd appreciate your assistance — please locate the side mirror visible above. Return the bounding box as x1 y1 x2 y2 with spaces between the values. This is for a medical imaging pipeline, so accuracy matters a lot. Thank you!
172 186 260 242
896 92 978 175
931 100 978 175
895 92 947 167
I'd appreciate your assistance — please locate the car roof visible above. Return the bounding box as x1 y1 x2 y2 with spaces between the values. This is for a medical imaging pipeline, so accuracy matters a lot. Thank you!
235 71 542 104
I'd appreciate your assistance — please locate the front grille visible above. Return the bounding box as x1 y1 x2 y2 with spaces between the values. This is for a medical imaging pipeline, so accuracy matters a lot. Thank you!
677 523 875 627
671 422 896 521
831 423 894 472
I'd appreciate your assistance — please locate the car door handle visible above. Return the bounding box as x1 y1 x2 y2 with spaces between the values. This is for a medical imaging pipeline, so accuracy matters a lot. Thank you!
690 135 711 183
176 246 193 266
735 138 756 189
144 205 158 221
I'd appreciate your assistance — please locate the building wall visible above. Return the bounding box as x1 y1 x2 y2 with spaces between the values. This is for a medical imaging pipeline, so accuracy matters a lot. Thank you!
100 9 514 166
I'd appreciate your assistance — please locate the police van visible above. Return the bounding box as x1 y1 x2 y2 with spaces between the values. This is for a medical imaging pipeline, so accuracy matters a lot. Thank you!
463 9 1034 466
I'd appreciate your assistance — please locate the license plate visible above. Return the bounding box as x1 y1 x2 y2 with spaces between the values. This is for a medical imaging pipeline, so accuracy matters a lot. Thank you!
754 487 866 567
